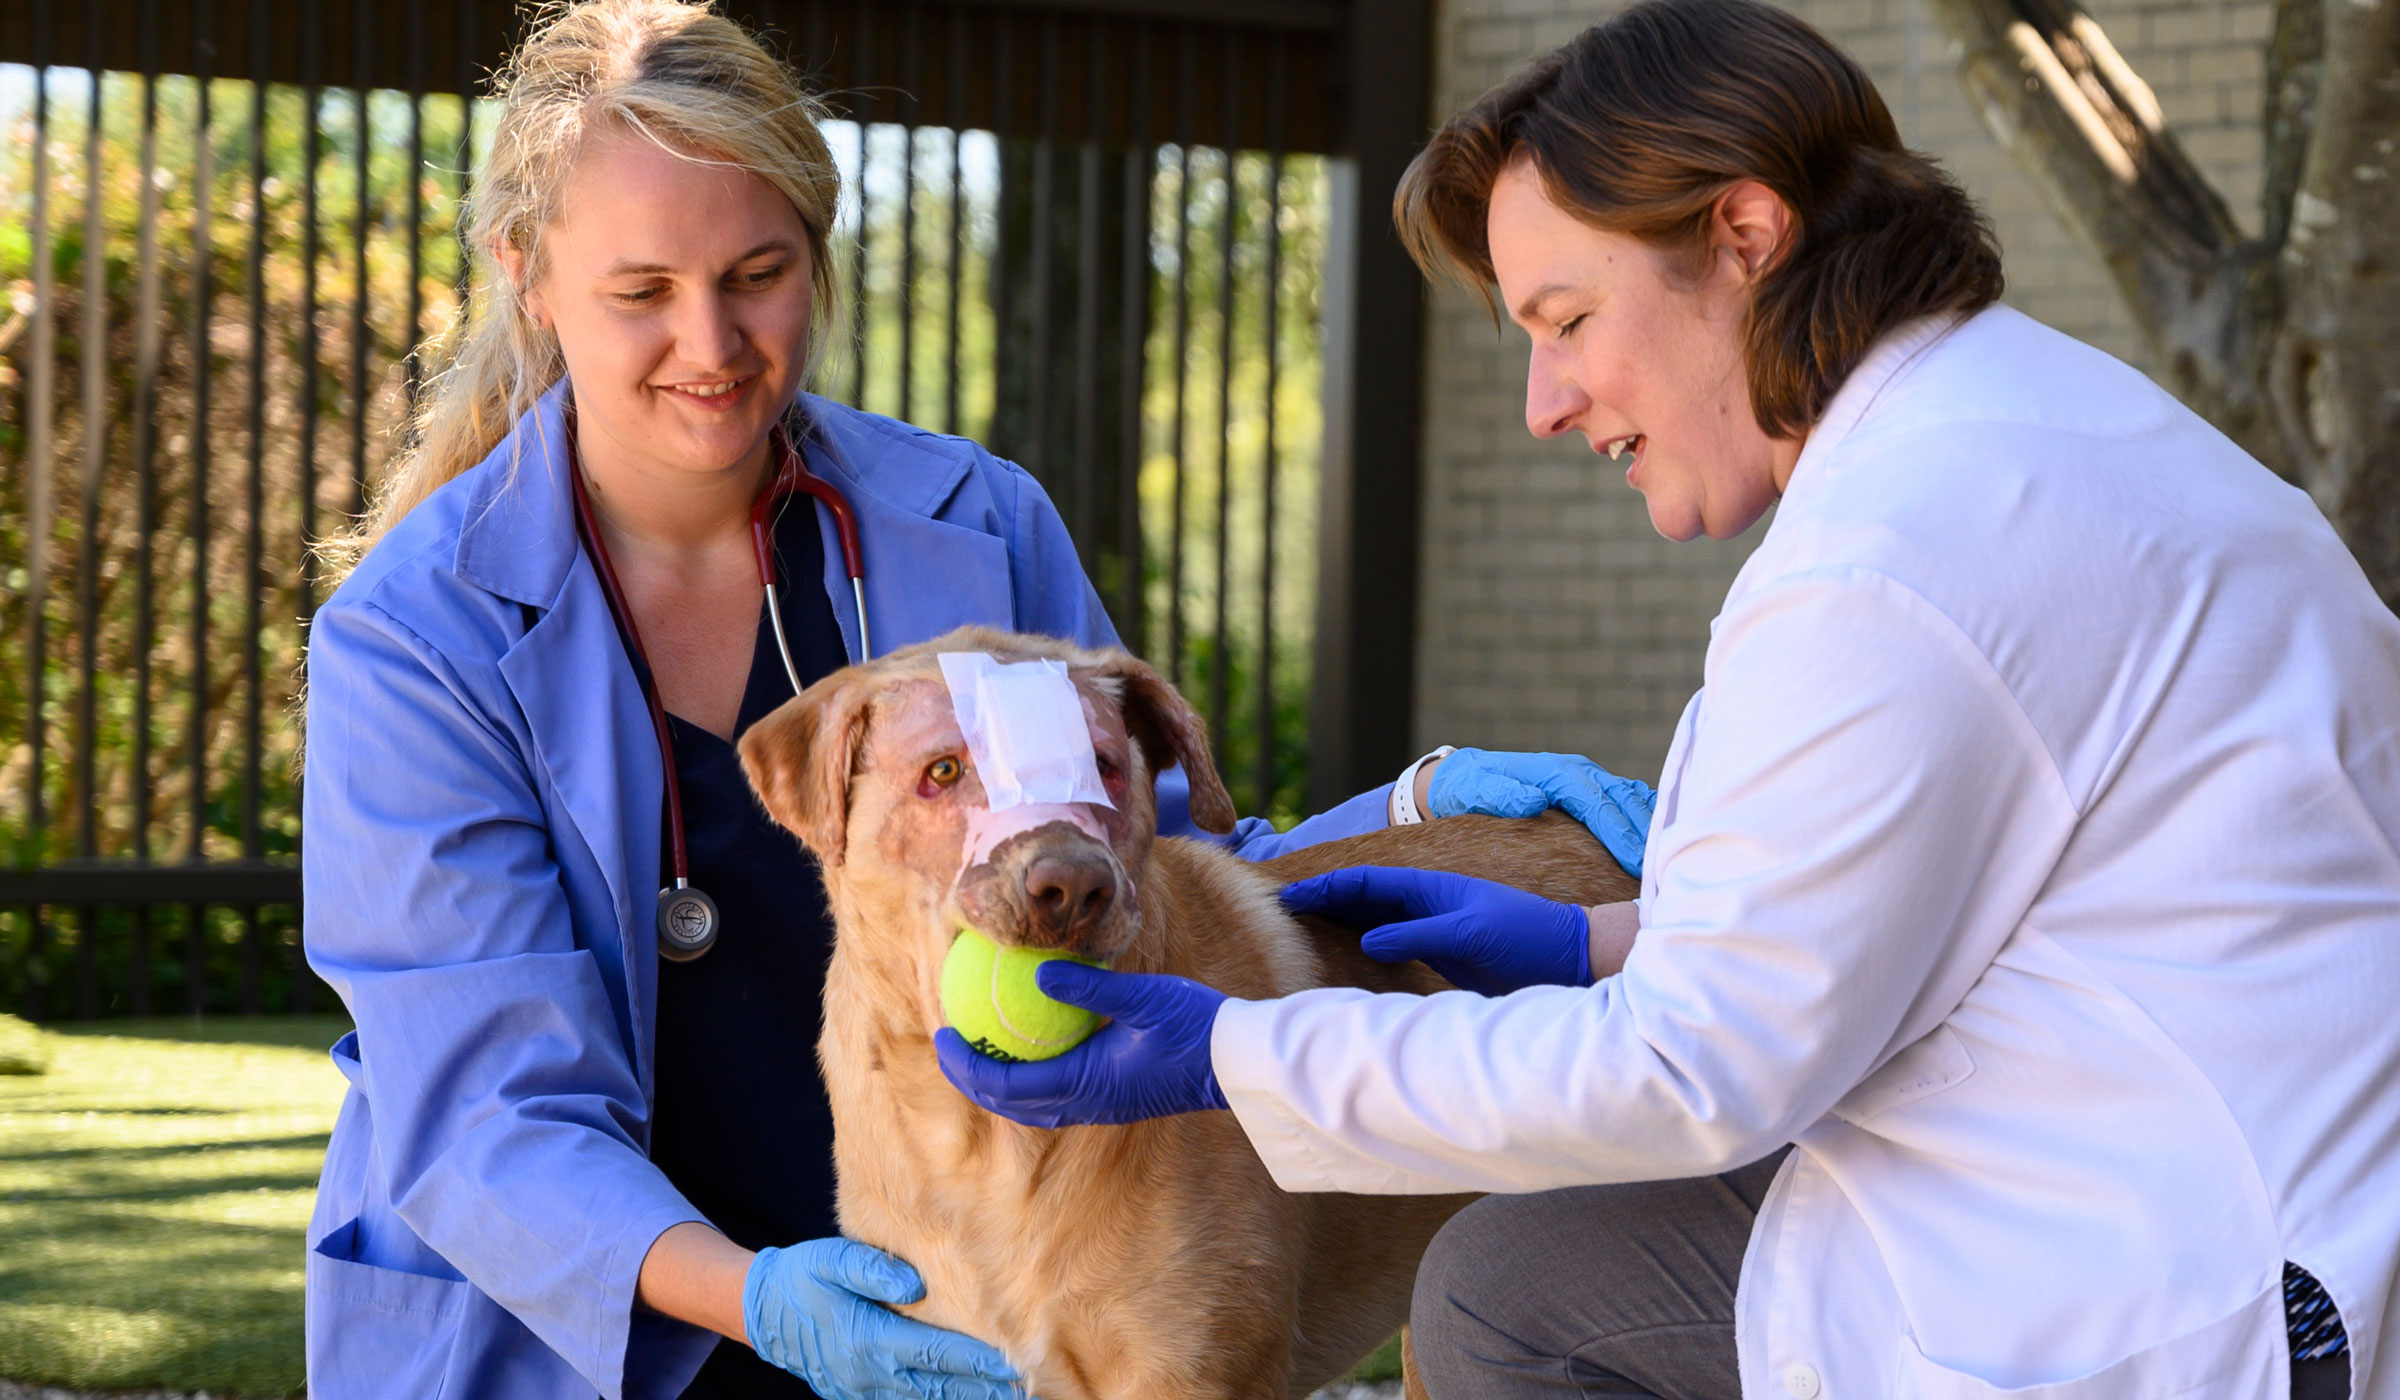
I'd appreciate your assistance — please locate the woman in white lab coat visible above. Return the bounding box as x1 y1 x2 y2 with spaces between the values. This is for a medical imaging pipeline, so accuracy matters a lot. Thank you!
939 0 2400 1396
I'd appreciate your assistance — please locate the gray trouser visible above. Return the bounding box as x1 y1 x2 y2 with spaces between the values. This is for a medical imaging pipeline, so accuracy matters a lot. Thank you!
1409 1149 1788 1400
1409 1147 2352 1400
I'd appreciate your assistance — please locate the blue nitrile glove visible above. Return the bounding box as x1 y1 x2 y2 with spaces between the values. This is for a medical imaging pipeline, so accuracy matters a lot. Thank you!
744 1237 1026 1400
1426 748 1655 877
936 961 1229 1128
1281 865 1592 996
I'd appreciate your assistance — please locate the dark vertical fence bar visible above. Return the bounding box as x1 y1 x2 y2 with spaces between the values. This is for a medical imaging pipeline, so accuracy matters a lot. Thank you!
1208 31 1239 763
295 0 324 1015
806 3 829 112
77 28 106 872
943 7 965 435
405 5 427 403
298 14 322 654
131 0 166 1017
1253 36 1287 817
186 14 213 846
76 21 109 1018
898 5 920 426
1112 27 1148 650
1025 13 1058 477
184 900 204 1016
186 0 218 1015
348 0 371 520
1309 0 1431 806
241 0 270 1015
1070 21 1103 556
846 1 871 407
26 12 56 907
1165 27 1194 687
455 0 478 309
984 17 1010 454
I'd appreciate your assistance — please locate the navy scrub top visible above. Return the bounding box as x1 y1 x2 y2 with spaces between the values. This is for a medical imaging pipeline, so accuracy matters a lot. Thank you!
616 493 849 1399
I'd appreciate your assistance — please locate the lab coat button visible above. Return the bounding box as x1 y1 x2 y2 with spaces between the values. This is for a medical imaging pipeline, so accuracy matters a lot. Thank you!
1783 1362 1822 1399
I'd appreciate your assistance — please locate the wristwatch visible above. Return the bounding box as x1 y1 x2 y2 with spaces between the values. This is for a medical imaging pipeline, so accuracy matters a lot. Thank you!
1388 745 1457 826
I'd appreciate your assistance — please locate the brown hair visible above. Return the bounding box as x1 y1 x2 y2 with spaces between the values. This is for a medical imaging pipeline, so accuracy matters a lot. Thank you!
1395 0 2002 438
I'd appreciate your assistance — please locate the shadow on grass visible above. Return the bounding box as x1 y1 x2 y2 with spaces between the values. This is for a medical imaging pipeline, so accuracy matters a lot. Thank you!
1 1132 332 1171
0 1206 315 1397
0 1017 346 1396
60 1015 354 1051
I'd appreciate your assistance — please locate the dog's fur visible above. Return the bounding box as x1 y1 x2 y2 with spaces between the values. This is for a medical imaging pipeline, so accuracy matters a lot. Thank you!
738 627 1635 1400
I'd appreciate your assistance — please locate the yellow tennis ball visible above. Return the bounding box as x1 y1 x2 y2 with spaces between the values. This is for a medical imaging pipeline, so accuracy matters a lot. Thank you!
940 927 1104 1062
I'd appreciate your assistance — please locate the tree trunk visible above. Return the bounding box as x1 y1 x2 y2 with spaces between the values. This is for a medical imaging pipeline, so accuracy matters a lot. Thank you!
1922 0 2400 606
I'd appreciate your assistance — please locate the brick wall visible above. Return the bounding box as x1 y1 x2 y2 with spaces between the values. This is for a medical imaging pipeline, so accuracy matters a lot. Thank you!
1411 0 2270 781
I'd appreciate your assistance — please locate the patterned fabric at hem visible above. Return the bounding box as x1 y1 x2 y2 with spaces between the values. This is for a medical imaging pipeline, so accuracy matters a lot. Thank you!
2286 1260 2351 1360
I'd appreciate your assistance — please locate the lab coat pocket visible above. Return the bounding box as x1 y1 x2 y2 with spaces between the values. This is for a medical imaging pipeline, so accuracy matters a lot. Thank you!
1830 1023 1974 1126
305 1216 470 1400
1893 1280 2283 1400
327 1028 364 1087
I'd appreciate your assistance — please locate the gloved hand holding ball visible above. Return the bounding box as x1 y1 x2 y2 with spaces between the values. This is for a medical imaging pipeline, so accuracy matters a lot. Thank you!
939 927 1105 1061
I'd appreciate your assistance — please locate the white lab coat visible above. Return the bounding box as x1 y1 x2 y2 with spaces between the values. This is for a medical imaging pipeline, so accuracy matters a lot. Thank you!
1213 306 2400 1399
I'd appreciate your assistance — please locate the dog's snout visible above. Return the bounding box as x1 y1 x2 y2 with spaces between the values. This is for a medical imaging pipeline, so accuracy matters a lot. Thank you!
954 818 1131 954
1024 852 1115 940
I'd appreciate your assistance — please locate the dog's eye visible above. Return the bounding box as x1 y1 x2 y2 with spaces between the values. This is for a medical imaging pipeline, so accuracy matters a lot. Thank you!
925 757 963 788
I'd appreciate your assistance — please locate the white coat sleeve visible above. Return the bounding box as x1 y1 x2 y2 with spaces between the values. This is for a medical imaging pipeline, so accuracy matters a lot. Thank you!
1211 568 2080 1193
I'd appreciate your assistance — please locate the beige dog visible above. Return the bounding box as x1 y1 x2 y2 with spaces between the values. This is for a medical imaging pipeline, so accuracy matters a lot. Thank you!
738 627 1634 1400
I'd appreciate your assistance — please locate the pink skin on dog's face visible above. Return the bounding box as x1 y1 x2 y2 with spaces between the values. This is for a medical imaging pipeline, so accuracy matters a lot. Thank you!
960 801 1109 868
859 674 1146 958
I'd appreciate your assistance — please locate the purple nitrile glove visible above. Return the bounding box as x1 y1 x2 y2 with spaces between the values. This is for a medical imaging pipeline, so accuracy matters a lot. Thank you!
1427 748 1655 878
936 961 1230 1128
1281 865 1593 996
743 1237 1025 1400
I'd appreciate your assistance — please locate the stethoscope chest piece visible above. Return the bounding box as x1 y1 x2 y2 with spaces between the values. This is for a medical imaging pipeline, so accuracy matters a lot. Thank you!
657 884 721 962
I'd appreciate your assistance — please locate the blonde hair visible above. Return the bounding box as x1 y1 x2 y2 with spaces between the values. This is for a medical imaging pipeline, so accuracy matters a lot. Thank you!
323 0 842 580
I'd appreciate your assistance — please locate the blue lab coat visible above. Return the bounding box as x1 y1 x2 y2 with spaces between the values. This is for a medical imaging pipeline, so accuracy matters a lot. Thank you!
299 381 1391 1400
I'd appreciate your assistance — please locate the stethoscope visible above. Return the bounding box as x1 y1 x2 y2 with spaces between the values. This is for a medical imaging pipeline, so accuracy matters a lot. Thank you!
566 411 868 962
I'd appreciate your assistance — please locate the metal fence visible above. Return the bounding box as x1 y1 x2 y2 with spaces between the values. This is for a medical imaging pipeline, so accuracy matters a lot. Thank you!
0 0 1430 1019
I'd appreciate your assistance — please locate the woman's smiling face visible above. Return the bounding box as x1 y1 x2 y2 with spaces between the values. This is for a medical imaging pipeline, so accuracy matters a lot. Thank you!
1486 158 1797 541
524 123 815 484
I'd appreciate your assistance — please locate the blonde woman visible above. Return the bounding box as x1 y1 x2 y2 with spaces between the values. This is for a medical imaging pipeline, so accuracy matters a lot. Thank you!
300 3 1655 1397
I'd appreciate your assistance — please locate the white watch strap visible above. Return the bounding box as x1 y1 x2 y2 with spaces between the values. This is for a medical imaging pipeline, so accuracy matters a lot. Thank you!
1388 745 1457 826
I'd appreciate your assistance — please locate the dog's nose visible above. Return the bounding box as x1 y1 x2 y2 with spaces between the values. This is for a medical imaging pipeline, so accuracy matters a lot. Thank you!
1024 852 1115 940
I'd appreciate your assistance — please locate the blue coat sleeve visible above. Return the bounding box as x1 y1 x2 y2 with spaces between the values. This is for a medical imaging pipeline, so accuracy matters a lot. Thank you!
302 598 707 1400
990 459 1393 859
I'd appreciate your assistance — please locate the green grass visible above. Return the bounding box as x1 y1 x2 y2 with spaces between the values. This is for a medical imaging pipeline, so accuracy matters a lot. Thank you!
1349 1333 1403 1381
0 1015 1402 1395
0 1015 351 1398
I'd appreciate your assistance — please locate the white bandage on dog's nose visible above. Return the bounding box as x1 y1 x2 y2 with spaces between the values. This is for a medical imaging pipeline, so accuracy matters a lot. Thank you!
937 653 1116 812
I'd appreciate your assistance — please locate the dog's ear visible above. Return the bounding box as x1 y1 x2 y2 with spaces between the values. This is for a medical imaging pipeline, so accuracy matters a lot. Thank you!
739 671 873 866
1086 652 1237 835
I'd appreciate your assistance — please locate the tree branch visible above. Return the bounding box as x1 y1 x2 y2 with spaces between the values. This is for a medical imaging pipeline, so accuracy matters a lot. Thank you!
1922 0 2285 459
2259 0 2324 247
1931 0 2400 605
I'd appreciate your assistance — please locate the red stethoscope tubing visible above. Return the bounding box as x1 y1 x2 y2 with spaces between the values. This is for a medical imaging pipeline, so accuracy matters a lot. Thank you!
566 420 868 892
759 456 870 692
